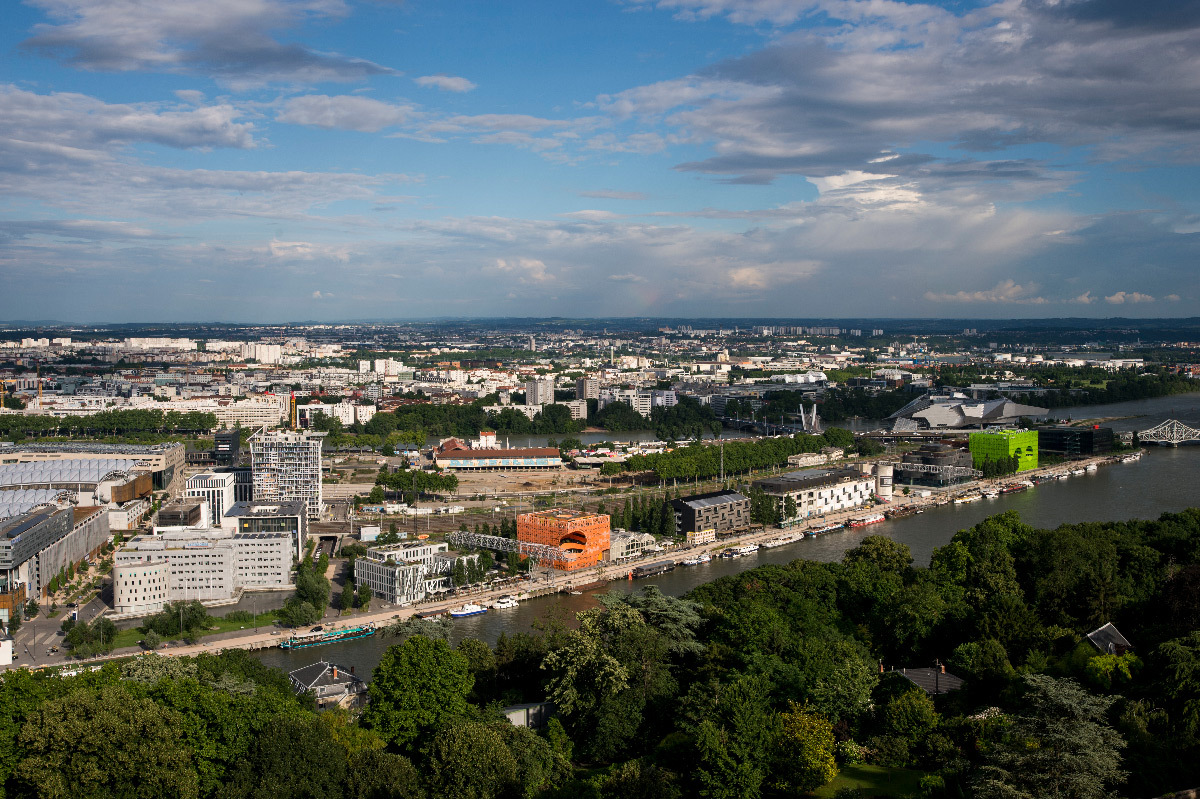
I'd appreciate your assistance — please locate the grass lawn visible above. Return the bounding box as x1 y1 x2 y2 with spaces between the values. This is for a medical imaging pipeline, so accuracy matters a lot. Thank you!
813 764 925 798
110 610 281 652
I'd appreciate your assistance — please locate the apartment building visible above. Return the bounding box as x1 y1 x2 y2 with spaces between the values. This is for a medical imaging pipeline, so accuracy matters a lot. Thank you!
186 472 237 522
752 468 874 519
250 430 324 521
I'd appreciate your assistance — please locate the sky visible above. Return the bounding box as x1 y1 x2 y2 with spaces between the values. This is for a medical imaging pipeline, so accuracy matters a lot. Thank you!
1 0 1199 323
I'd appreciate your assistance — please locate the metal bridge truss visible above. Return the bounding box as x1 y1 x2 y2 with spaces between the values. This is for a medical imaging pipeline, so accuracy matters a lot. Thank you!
893 462 983 480
1140 419 1200 445
446 531 568 567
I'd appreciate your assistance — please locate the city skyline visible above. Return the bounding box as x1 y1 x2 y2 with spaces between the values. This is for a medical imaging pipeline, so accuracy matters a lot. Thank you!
3 0 1198 322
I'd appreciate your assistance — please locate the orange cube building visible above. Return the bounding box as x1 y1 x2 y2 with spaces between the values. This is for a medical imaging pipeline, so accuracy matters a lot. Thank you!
517 508 610 571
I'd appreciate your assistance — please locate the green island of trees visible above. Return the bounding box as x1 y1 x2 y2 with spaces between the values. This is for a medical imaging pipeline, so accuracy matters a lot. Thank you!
6 508 1200 798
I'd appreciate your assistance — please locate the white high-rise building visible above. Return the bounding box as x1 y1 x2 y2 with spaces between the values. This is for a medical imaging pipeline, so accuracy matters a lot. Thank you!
525 378 555 406
185 472 237 522
250 430 324 521
575 378 599 400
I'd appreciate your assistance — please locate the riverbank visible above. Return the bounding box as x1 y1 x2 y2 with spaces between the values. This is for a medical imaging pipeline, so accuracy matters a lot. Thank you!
34 451 1133 671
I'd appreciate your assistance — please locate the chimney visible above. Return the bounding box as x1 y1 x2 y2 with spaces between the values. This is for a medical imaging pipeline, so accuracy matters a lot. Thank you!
350 666 355 675
332 665 338 679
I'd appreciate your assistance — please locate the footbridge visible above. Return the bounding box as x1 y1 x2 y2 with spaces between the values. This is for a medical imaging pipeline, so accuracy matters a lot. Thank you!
1139 419 1200 446
446 531 568 567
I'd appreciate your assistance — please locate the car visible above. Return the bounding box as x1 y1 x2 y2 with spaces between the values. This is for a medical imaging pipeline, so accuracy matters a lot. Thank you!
309 626 323 633
66 602 78 608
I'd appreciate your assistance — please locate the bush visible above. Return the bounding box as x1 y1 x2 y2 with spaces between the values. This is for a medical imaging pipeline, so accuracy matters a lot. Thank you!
142 630 161 650
223 610 254 623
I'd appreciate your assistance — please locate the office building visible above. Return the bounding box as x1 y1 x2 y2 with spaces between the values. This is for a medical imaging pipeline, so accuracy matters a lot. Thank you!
0 442 185 494
0 506 111 605
113 527 293 615
186 472 237 522
517 509 610 571
752 468 874 519
250 430 324 521
670 491 750 538
1036 426 1114 457
353 541 462 605
222 500 307 561
969 430 1039 472
609 530 655 561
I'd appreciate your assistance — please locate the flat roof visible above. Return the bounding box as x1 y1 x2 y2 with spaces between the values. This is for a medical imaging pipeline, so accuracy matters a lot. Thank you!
674 490 748 510
523 508 604 521
752 467 865 494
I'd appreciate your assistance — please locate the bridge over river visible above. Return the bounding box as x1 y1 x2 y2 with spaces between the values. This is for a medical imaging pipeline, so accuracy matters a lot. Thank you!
1140 419 1200 445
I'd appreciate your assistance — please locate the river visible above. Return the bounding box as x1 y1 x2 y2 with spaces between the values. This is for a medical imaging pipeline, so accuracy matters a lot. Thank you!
255 391 1200 678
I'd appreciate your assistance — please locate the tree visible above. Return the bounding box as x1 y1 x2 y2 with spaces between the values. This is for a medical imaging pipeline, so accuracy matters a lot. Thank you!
142 630 162 650
356 583 372 610
363 635 474 751
425 722 519 799
772 703 838 794
597 759 682 799
340 580 356 612
24 599 38 619
14 684 200 799
277 599 321 627
972 674 1126 799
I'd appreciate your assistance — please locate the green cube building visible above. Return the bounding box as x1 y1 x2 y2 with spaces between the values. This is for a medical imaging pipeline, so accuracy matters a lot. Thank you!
969 430 1038 473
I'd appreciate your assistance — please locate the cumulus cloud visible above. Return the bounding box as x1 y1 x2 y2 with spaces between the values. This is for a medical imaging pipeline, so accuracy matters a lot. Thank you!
925 280 1048 304
1070 291 1094 304
22 0 396 86
414 74 476 92
599 0 1200 186
1105 291 1155 304
491 257 554 283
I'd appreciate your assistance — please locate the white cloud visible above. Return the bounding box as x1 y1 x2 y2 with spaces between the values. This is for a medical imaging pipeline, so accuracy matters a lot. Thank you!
579 189 648 201
491 257 554 283
925 280 1048 304
1166 294 1182 302
414 74 476 92
1070 291 1094 304
608 273 646 282
22 0 396 86
1 84 256 150
1105 291 1155 304
277 94 415 132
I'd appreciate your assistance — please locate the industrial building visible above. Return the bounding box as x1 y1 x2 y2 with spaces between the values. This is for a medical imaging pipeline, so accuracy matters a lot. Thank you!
250 429 324 520
112 527 293 615
968 430 1039 472
517 508 610 571
1036 426 1114 457
752 467 875 520
670 491 751 538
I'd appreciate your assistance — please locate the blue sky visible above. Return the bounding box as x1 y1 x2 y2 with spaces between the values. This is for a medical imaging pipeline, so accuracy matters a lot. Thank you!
2 0 1198 322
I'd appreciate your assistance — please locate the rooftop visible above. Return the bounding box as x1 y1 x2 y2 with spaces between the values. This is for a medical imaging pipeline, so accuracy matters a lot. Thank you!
752 467 865 494
673 490 749 510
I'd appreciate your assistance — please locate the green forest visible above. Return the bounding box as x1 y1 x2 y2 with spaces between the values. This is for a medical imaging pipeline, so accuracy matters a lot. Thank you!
8 508 1199 797
620 428 856 482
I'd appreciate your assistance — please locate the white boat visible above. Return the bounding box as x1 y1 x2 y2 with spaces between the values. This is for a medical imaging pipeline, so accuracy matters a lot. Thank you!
760 533 803 549
736 543 760 556
953 493 982 504
490 596 519 609
982 489 1000 499
696 553 712 564
449 603 488 618
1070 468 1085 476
1085 463 1097 472
682 556 703 566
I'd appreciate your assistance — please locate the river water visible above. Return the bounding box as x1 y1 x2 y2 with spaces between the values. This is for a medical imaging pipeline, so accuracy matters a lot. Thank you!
256 392 1200 678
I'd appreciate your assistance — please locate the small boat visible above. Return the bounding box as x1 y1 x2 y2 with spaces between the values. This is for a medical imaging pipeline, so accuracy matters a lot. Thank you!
681 556 703 566
982 489 1000 499
808 522 844 536
567 591 582 596
718 548 740 559
449 603 488 618
696 553 712 564
1070 468 1085 476
490 596 519 609
1085 463 1097 472
1000 483 1027 494
953 493 982 504
848 513 886 528
736 543 760 556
